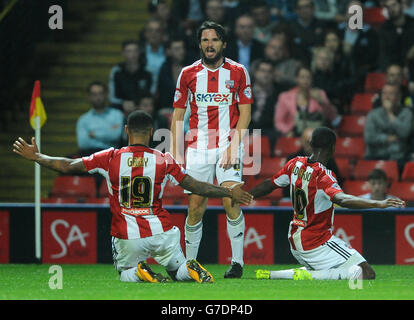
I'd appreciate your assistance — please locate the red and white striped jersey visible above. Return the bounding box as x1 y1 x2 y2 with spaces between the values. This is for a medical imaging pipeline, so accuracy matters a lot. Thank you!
271 156 343 251
82 144 187 240
173 58 253 150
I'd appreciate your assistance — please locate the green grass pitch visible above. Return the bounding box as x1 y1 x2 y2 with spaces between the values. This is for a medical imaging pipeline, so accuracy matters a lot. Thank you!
1 264 414 300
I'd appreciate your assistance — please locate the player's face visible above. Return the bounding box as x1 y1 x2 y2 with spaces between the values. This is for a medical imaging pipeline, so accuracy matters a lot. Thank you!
199 29 226 65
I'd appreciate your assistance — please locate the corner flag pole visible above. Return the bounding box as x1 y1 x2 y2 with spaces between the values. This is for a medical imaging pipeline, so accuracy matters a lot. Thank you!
29 80 47 263
35 116 41 262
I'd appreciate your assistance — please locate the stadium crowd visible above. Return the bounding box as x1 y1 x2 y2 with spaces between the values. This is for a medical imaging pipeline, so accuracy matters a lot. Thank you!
68 0 414 204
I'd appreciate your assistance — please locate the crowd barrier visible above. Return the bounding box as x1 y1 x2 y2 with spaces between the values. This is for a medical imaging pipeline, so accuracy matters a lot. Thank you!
0 203 413 265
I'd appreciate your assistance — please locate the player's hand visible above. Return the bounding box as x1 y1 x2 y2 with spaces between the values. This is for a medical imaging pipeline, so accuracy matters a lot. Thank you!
13 137 39 161
377 198 406 209
219 146 239 170
227 182 254 206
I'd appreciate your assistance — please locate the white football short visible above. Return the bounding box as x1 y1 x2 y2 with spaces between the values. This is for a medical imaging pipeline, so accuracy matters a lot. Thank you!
184 144 244 194
290 235 366 270
111 226 185 273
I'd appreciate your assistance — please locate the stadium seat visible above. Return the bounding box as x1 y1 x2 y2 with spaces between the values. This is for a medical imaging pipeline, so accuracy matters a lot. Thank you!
51 176 97 198
42 197 79 204
338 115 366 137
335 158 352 180
162 181 186 200
389 182 414 201
342 180 371 196
258 157 287 178
350 93 374 115
401 162 414 181
334 137 365 159
363 7 386 29
274 137 301 157
244 134 271 157
364 72 386 93
353 160 399 181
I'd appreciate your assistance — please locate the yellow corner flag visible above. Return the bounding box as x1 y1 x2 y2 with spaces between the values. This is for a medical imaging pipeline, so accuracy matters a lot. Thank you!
29 80 47 130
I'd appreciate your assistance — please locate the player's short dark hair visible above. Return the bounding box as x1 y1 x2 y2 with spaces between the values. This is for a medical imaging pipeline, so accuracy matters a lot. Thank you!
87 81 107 93
310 127 337 150
368 168 388 181
197 21 227 44
127 110 153 134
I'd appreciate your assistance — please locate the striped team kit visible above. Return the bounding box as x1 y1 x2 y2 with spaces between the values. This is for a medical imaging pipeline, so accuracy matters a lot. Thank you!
173 58 253 190
271 156 366 270
82 145 188 272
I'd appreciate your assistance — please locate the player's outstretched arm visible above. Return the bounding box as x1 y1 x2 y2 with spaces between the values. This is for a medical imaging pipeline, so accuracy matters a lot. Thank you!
13 137 87 174
248 178 277 199
332 192 406 209
179 175 253 205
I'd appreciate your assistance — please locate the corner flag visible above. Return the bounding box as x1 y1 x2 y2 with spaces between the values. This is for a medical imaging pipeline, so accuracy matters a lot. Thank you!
29 80 47 130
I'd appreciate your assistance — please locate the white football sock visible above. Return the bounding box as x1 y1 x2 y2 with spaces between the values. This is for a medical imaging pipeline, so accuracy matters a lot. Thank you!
270 269 296 279
185 218 203 260
226 211 245 266
175 262 192 281
120 267 140 282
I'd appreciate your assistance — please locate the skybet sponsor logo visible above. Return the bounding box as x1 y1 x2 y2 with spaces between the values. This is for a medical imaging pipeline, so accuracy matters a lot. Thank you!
194 92 232 106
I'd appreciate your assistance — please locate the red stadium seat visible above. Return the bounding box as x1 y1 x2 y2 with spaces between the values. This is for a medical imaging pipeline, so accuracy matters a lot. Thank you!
342 180 371 196
338 115 366 137
334 137 365 159
258 157 287 178
335 158 353 180
353 160 399 181
51 176 97 198
244 134 271 157
350 93 374 115
162 181 186 199
364 72 386 93
274 137 301 157
363 7 386 29
42 197 79 204
389 182 414 201
402 162 414 181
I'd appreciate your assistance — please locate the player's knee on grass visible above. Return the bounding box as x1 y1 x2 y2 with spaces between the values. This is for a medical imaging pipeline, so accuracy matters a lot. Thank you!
187 195 208 224
359 262 376 280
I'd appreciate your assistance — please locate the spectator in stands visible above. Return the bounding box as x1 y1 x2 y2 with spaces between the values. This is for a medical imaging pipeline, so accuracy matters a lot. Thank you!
364 83 413 166
142 18 167 95
266 0 298 22
203 0 232 32
250 59 280 152
372 64 414 109
274 66 340 138
323 28 352 80
251 0 280 44
256 35 301 89
312 46 355 114
109 40 152 113
360 169 397 200
288 0 327 65
222 0 250 27
147 0 186 43
170 0 205 31
157 37 188 111
378 0 414 71
76 82 124 156
282 126 343 196
225 14 264 72
338 1 379 89
313 0 340 24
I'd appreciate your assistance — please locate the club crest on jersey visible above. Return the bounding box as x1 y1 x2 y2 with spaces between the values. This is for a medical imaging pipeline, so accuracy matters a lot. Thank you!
194 92 232 106
127 156 148 167
174 90 181 102
225 80 234 89
243 87 252 99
